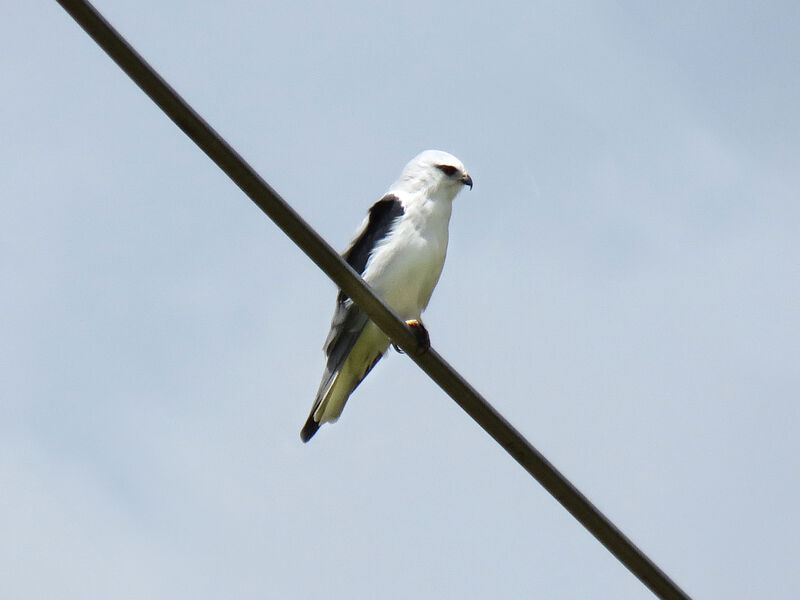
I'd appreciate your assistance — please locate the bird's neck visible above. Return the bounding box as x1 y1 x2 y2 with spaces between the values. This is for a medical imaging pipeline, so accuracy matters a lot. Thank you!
402 188 453 232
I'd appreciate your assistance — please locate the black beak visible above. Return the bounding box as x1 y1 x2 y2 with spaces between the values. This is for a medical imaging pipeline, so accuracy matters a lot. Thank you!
461 173 473 189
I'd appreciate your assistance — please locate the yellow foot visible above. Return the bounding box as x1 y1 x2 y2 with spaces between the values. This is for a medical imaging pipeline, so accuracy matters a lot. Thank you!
392 320 431 354
405 319 430 353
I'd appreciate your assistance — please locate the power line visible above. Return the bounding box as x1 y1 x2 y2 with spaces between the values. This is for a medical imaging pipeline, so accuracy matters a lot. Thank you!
54 1 692 598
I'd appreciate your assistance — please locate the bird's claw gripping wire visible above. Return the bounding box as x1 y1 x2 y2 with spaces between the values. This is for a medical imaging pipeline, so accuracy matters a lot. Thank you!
393 319 430 355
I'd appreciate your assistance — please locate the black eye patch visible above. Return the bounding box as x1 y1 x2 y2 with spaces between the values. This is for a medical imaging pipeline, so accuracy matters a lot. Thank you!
436 164 458 176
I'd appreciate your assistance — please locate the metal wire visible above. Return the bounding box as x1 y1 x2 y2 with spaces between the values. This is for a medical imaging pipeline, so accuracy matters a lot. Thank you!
54 1 692 598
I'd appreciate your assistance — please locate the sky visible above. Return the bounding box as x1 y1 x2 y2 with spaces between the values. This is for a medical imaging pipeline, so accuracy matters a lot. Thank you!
2 1 799 598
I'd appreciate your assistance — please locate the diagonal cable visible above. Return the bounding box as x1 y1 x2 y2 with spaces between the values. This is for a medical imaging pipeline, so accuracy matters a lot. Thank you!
53 1 691 598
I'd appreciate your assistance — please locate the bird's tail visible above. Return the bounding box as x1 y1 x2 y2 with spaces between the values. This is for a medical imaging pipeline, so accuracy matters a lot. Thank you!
301 370 350 442
300 354 382 443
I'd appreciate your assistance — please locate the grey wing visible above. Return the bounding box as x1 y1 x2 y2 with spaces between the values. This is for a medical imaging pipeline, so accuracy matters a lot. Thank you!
316 297 370 394
300 297 369 443
310 194 405 401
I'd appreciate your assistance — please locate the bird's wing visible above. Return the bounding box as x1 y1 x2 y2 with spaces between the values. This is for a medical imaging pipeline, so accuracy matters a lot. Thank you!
322 193 404 371
339 194 404 280
306 194 405 419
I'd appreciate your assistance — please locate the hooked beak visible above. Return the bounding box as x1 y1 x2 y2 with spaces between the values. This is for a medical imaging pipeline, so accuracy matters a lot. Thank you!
461 173 473 189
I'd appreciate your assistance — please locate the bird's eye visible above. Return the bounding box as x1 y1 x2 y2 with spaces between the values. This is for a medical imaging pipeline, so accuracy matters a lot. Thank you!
437 164 458 177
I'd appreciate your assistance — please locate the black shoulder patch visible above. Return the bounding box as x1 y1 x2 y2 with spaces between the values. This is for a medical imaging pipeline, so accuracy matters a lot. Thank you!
342 194 404 281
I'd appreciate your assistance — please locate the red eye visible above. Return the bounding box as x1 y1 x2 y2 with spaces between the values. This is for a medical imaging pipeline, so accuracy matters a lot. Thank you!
437 164 458 176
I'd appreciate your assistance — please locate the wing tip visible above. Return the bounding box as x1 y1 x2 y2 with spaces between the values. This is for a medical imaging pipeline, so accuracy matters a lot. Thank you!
300 417 320 443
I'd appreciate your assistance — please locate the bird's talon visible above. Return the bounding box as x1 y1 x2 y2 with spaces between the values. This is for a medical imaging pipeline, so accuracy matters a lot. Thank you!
404 319 430 353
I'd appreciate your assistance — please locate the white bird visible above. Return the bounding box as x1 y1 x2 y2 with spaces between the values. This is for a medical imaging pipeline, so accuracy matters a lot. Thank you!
301 150 472 442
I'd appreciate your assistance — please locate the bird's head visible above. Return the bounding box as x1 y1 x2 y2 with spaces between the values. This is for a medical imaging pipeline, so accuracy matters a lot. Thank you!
390 150 472 200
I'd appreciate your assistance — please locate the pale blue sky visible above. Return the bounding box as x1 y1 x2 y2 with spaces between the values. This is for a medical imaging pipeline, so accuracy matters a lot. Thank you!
2 1 799 598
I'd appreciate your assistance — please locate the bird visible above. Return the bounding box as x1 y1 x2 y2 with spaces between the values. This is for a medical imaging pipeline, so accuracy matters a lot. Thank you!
300 150 472 442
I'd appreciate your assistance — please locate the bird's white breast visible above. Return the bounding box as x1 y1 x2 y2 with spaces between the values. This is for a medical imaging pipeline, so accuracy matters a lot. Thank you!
363 194 452 320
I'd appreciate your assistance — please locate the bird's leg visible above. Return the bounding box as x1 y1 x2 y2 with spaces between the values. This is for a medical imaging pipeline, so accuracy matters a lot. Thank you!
392 319 431 355
406 319 431 353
